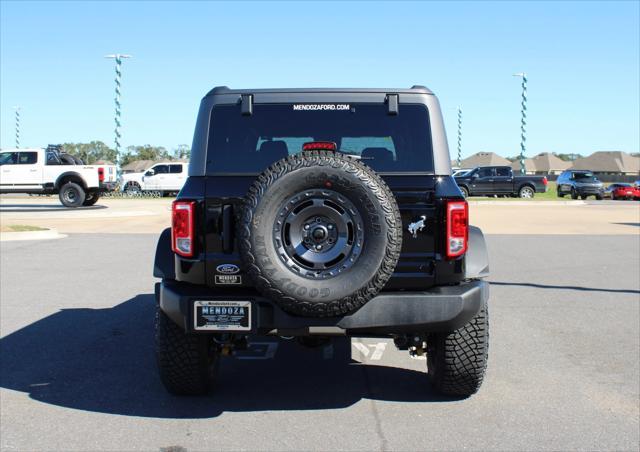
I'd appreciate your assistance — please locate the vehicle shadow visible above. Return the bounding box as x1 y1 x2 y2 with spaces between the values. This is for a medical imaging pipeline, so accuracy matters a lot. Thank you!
490 281 640 295
612 222 640 227
0 294 453 419
0 204 107 213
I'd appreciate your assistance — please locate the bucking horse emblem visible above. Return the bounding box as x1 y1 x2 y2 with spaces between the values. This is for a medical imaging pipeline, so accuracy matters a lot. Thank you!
408 215 427 238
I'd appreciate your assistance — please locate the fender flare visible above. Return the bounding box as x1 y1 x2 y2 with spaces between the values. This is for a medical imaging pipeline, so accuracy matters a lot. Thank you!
55 171 87 190
516 182 535 194
153 227 176 280
465 226 489 279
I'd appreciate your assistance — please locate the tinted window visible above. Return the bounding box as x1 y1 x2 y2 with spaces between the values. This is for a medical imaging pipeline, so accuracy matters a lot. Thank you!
573 172 596 181
18 152 37 164
0 152 18 165
477 168 493 178
152 165 169 174
496 167 511 177
169 164 183 174
206 103 433 174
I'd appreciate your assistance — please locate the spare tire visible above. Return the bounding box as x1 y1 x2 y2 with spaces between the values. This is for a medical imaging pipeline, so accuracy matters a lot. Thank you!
59 154 76 165
239 151 402 317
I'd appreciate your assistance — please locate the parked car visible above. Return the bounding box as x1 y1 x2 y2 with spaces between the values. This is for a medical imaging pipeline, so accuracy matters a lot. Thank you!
605 183 640 200
0 148 117 207
119 161 188 195
454 165 547 198
556 170 604 200
153 85 490 397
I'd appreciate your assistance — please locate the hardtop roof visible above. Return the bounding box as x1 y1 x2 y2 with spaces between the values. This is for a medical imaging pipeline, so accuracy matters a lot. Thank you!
205 85 433 97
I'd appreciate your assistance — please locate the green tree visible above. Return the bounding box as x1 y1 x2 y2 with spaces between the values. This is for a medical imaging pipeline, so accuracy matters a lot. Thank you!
173 144 191 160
125 144 170 162
553 152 582 162
62 141 117 164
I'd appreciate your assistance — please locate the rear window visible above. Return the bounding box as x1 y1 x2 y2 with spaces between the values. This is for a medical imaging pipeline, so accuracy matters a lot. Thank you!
18 152 37 164
206 103 433 174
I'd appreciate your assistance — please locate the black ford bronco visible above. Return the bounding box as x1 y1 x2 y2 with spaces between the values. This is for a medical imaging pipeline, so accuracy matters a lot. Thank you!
153 86 490 397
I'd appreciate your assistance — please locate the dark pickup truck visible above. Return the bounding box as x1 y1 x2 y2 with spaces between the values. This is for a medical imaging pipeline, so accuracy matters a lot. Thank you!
454 166 548 198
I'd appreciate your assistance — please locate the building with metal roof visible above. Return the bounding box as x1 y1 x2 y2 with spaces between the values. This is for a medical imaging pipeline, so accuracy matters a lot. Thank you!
460 152 512 168
511 152 571 175
121 160 157 173
569 151 639 175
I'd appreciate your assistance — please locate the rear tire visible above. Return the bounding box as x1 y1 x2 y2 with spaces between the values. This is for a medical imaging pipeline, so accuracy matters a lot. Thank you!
427 300 489 397
459 186 469 198
595 195 603 200
518 186 535 199
59 182 86 207
580 195 588 200
82 193 100 206
155 307 219 395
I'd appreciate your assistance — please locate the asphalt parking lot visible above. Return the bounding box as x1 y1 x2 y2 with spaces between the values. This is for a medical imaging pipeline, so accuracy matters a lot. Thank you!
1 230 638 451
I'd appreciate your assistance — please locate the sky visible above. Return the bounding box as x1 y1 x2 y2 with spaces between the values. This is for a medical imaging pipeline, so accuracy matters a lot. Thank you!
1 1 638 159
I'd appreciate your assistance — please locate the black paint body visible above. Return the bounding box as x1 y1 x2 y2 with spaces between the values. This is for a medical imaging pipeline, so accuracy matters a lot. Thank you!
156 86 489 334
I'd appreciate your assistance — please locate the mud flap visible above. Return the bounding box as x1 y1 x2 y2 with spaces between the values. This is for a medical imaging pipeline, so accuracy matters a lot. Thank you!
153 228 176 280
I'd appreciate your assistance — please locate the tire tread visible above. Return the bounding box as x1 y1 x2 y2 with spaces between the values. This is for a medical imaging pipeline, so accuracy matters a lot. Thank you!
238 151 402 317
155 308 217 395
428 302 489 396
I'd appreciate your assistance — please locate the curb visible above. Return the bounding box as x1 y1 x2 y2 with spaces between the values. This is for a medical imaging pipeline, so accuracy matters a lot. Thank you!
0 228 66 242
468 201 587 206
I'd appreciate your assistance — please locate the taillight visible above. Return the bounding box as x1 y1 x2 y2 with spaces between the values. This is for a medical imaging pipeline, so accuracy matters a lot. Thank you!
542 176 548 186
98 167 105 183
302 141 337 151
446 200 468 259
172 200 195 257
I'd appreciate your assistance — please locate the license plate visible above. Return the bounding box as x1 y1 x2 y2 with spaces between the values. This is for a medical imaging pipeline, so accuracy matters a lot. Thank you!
194 300 251 331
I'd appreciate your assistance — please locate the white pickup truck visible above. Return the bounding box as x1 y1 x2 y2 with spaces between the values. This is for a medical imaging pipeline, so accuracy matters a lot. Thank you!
119 161 188 195
0 148 117 207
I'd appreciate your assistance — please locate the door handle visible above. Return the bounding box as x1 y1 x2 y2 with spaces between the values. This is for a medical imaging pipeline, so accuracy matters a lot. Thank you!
30 169 37 172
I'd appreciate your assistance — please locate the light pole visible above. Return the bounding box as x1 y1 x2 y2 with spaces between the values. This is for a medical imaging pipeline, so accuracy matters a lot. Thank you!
513 72 527 175
105 54 132 165
456 106 462 167
13 106 20 148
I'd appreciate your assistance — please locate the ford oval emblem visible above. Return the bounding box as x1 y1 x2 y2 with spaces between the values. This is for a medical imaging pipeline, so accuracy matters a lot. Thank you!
217 264 240 274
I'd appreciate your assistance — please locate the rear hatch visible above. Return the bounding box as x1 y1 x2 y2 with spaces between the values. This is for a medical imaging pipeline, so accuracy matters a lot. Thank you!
202 101 439 291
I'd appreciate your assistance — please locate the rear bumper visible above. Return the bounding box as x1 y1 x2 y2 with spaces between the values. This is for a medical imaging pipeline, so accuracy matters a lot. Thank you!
99 181 118 192
157 280 489 336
